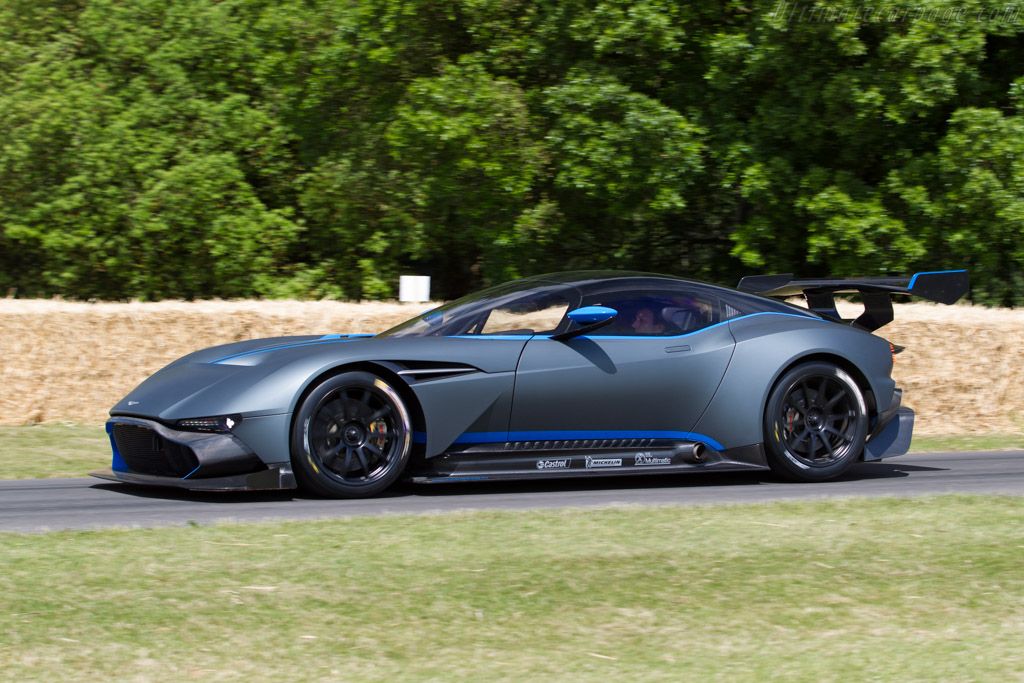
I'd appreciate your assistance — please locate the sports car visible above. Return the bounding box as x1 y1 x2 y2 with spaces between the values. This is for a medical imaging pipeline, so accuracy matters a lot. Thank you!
92 269 968 498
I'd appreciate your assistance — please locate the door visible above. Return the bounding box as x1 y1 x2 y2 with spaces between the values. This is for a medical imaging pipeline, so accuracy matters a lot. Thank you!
508 279 739 446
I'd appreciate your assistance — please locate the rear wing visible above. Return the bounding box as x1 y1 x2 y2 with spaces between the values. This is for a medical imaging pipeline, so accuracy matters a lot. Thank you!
736 269 969 331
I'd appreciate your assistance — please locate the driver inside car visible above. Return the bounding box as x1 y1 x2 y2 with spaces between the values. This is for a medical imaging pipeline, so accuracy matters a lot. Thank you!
631 307 667 334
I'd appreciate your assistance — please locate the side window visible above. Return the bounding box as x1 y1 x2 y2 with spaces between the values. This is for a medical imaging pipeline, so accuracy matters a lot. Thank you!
475 291 571 335
581 283 742 337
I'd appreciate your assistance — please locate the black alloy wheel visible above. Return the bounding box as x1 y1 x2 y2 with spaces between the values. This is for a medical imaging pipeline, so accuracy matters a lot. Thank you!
291 371 412 498
763 361 868 482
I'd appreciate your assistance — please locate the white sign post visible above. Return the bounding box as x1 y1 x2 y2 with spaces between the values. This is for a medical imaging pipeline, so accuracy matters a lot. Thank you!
399 275 431 303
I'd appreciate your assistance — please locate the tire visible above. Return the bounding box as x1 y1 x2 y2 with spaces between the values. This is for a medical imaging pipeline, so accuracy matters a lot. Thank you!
763 361 868 482
291 371 413 498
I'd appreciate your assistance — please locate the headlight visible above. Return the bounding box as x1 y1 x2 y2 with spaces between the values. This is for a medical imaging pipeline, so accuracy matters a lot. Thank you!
175 415 242 433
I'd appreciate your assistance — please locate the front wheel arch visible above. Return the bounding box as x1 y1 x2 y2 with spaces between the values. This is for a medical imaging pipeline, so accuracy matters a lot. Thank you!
290 370 414 497
288 361 426 445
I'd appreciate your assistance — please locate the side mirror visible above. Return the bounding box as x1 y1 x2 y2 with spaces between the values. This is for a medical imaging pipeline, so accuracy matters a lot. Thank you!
567 306 617 325
553 306 618 341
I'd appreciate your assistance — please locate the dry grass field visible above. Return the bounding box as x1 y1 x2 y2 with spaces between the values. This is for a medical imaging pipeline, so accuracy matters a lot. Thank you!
0 298 1021 435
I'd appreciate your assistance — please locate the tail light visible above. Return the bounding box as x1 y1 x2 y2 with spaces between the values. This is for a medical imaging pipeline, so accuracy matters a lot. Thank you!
888 341 905 363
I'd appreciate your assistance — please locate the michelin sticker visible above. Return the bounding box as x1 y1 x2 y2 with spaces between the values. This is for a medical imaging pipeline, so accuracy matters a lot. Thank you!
585 456 622 469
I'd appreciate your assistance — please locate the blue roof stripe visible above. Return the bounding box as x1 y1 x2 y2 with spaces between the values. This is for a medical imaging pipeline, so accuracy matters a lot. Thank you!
575 311 821 340
446 311 823 342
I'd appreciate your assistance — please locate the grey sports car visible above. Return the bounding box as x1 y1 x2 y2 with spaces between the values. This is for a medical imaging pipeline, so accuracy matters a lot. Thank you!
92 269 968 498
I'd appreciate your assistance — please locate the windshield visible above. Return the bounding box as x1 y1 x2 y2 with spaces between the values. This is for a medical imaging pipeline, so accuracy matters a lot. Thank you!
379 280 576 338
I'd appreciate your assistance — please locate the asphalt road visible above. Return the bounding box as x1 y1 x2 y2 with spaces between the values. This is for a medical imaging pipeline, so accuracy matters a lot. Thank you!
1 451 1022 532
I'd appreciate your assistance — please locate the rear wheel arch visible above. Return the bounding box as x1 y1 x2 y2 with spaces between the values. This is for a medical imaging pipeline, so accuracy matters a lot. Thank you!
767 352 877 423
762 359 870 481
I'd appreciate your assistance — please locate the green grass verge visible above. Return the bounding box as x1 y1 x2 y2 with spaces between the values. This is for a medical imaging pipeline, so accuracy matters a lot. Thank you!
0 424 110 479
0 423 1023 480
908 433 1024 453
1 496 1021 681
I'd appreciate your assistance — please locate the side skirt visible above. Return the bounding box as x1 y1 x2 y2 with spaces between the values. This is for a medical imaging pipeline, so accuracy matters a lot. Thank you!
408 441 767 484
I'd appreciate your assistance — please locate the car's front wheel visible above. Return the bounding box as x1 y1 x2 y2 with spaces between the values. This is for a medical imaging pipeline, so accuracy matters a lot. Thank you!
291 371 412 498
763 361 868 482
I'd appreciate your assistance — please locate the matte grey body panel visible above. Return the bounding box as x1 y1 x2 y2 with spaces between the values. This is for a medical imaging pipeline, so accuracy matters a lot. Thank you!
510 327 735 435
112 336 528 459
411 370 517 456
692 314 894 449
230 413 293 465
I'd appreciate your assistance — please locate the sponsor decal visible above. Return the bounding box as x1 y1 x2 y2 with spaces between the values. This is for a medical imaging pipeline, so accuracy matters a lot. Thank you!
536 459 570 470
127 400 140 406
585 456 622 469
634 453 672 466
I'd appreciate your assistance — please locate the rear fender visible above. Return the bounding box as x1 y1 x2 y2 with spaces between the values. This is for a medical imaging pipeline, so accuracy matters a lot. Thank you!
692 316 895 449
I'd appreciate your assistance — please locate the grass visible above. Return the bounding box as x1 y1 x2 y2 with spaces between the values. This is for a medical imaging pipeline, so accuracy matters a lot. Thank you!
1 495 1021 681
0 423 110 479
0 423 1022 480
908 433 1024 452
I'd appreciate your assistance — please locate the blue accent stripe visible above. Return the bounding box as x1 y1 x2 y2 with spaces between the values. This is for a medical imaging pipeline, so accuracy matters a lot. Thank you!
444 311 823 342
182 464 202 479
318 333 373 340
578 311 822 340
212 337 364 363
448 334 535 340
106 421 129 472
450 429 726 451
453 431 509 444
908 269 967 291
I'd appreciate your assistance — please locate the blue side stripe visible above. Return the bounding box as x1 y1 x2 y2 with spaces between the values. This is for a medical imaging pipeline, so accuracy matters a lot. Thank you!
453 431 509 444
445 429 725 451
181 464 202 479
907 269 967 291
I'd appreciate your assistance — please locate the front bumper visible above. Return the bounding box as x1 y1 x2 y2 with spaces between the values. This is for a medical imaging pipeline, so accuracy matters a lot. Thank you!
93 416 297 491
91 465 296 491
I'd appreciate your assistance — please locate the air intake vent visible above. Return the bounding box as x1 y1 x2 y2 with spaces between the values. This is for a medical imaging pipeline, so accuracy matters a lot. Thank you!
111 424 199 477
395 361 478 381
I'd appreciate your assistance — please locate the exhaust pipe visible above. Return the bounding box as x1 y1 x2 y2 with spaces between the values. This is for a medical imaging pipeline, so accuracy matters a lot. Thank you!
676 441 707 463
692 442 706 462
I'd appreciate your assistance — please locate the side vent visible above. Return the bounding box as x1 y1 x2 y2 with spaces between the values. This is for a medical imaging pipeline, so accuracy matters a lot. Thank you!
394 361 479 382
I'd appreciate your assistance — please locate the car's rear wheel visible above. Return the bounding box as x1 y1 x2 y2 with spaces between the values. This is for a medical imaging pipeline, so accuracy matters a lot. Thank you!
291 371 412 498
763 361 868 482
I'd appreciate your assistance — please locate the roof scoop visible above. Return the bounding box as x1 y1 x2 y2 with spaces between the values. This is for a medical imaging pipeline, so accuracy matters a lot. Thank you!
737 269 969 331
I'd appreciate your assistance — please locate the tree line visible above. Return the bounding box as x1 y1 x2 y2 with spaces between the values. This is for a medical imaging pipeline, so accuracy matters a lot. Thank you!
1 0 1023 304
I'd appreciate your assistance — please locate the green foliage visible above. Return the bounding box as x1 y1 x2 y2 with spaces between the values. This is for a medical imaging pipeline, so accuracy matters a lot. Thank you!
1 0 1023 302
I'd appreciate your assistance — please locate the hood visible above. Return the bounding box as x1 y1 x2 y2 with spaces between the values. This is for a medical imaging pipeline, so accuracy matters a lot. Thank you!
111 334 377 420
170 334 375 367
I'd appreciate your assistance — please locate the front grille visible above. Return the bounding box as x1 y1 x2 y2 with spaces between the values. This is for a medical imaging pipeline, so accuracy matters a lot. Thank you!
112 424 199 477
